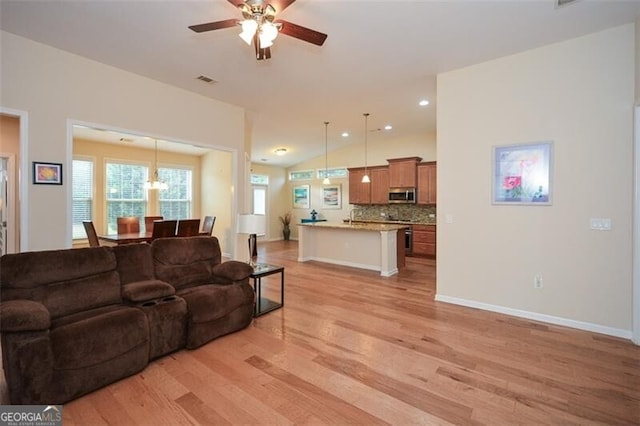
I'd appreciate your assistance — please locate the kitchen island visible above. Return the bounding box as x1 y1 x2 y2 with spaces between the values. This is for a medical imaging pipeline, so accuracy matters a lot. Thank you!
297 221 408 277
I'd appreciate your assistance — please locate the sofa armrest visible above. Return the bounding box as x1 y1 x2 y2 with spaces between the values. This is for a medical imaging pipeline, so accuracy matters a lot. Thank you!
211 261 253 283
0 300 51 332
121 279 175 303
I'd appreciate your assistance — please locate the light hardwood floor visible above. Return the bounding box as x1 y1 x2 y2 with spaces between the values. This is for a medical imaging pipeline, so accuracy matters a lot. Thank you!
7 240 640 424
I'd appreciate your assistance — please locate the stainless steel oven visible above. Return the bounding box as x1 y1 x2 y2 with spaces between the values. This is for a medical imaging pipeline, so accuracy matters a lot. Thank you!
405 226 412 255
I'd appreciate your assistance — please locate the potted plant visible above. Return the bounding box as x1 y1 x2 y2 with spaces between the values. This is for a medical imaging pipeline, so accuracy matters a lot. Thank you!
279 212 292 241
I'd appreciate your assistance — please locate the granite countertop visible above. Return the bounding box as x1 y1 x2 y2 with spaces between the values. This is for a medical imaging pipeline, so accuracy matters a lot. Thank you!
298 221 409 231
346 219 436 226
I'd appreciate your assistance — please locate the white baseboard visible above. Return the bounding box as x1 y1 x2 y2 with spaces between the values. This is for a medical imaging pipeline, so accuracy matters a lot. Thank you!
435 294 632 340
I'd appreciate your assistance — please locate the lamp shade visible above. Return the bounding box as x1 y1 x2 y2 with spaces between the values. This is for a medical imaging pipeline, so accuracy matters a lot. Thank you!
237 214 266 235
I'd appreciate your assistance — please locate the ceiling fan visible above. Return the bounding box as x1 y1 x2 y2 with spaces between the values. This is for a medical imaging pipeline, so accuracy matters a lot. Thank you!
189 0 327 60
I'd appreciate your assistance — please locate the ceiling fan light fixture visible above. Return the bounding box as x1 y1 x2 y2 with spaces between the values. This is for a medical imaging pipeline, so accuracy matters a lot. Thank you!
260 21 279 45
239 19 258 45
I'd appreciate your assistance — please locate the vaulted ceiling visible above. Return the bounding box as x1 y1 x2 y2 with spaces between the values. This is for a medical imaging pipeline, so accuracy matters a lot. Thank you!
2 0 639 166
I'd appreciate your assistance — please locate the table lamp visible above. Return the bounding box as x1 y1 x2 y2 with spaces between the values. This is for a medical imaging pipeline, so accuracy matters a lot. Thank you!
236 214 266 267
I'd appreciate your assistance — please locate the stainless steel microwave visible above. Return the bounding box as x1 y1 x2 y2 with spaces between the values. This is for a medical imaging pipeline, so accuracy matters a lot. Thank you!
388 187 416 204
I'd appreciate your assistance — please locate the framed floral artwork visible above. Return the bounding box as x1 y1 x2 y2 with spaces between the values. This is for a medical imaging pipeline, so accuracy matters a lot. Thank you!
33 161 63 185
492 141 552 205
292 184 310 209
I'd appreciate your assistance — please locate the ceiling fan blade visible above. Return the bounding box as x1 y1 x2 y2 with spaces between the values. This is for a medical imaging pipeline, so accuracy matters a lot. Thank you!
270 0 296 13
276 19 327 46
189 19 238 33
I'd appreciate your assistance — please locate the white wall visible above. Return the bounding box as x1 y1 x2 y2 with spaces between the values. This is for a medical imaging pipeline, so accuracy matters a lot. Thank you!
1 31 247 252
201 150 234 255
437 24 635 337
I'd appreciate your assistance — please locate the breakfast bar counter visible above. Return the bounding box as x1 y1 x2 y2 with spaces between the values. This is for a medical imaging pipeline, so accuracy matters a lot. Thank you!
297 222 408 276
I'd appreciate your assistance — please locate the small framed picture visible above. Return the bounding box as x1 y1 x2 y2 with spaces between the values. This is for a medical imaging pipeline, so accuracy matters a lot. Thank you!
322 184 342 209
492 141 552 205
33 162 63 185
293 184 310 209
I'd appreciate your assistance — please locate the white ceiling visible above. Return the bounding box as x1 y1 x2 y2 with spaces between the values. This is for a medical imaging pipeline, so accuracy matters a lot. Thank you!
2 0 639 166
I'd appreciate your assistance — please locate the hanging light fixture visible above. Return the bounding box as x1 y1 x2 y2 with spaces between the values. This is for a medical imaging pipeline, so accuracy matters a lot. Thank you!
362 113 371 183
322 121 331 185
145 139 168 191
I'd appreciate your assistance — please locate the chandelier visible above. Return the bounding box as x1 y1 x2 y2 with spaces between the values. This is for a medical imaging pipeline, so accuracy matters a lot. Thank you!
145 139 168 191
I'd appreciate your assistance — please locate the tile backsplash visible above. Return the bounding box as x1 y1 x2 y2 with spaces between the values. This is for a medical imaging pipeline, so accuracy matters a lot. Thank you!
350 204 436 224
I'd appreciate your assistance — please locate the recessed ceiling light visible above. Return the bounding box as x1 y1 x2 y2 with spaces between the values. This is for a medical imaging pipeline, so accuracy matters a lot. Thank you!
384 125 393 130
419 99 430 107
274 148 287 156
341 132 349 138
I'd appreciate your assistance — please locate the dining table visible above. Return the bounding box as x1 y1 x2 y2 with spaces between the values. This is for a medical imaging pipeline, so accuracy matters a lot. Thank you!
98 232 153 245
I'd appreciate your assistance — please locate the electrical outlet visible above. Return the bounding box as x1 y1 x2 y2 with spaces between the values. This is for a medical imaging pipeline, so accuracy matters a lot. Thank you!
534 275 543 289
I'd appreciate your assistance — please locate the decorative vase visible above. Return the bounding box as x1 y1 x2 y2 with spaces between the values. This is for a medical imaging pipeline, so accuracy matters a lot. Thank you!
283 225 291 241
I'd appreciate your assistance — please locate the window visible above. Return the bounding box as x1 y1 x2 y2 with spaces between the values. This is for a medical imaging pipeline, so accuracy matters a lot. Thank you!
251 174 269 185
72 158 93 239
252 186 266 215
289 169 314 181
317 167 348 179
158 167 192 219
106 161 147 234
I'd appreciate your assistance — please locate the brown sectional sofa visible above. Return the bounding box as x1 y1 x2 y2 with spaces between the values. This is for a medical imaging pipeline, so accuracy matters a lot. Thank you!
0 236 255 404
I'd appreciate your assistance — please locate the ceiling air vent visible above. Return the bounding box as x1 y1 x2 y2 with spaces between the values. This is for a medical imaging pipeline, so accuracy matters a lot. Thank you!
556 0 579 8
196 75 217 84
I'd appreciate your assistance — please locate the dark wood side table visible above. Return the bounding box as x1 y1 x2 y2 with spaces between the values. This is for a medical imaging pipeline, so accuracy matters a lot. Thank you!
250 263 284 317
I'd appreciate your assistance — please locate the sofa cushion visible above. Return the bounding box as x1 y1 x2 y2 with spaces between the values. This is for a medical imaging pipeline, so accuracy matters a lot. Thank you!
1 247 121 319
121 280 175 303
51 306 148 370
112 243 155 284
177 283 255 324
152 237 222 290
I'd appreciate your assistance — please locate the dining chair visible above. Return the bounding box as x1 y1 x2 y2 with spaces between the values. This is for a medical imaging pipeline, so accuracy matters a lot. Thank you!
82 221 100 247
144 216 163 233
176 219 201 237
151 220 177 239
117 216 140 235
200 215 216 236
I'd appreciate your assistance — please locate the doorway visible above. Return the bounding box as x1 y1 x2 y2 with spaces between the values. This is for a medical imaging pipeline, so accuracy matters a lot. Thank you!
0 111 22 254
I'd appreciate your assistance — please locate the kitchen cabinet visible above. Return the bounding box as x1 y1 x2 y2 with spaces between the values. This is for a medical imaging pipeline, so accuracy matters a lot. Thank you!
417 161 437 205
370 166 389 204
412 224 436 258
388 157 421 188
348 167 370 204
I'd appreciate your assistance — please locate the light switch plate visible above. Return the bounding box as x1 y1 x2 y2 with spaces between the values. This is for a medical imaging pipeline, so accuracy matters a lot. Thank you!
590 218 612 231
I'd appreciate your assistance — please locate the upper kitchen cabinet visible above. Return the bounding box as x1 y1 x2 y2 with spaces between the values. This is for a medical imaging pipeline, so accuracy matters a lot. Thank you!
348 167 370 204
388 157 422 188
417 161 437 205
370 166 390 204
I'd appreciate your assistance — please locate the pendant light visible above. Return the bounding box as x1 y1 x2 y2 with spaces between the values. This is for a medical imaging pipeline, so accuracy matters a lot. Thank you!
145 139 168 190
322 121 331 185
362 113 371 183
